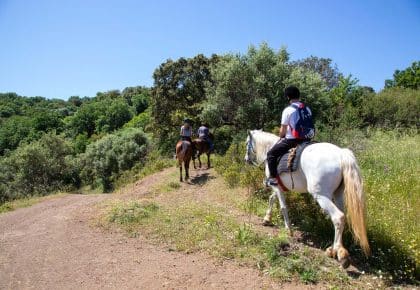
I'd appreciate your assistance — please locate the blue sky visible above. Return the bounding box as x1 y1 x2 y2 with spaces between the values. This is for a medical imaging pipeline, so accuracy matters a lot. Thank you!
0 0 419 99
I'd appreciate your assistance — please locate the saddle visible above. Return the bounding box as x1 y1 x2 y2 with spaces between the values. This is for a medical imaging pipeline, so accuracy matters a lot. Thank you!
276 141 315 175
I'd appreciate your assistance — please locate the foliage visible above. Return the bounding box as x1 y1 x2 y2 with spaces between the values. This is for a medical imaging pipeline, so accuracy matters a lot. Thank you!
385 61 420 89
201 43 328 132
95 99 133 133
64 101 99 137
123 109 152 131
0 116 34 155
0 134 78 203
215 129 419 283
361 87 420 128
151 54 219 151
79 128 149 192
358 131 419 281
293 56 342 89
121 86 150 114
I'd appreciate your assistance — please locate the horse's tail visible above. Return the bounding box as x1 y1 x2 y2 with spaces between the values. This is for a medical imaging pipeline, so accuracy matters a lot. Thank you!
340 148 371 256
176 142 185 165
176 141 191 163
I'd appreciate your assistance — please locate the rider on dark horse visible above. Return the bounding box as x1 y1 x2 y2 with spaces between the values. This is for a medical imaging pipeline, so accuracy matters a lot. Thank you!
197 122 214 153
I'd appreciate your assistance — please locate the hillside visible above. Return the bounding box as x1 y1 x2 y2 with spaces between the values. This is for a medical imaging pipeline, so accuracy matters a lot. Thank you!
0 166 401 289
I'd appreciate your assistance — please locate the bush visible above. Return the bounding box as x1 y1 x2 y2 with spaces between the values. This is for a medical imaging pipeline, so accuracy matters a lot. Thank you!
79 128 149 192
0 133 78 203
214 128 419 283
361 87 419 128
123 109 151 130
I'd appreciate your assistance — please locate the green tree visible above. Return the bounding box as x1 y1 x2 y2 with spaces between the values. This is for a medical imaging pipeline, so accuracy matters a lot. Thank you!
65 102 98 137
201 44 327 132
32 110 64 132
0 116 33 155
121 86 151 114
151 54 219 151
294 56 342 89
362 87 420 128
385 61 420 89
95 99 133 133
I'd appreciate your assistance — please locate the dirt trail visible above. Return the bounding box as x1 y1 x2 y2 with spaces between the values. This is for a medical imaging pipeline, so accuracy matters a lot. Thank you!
0 167 314 290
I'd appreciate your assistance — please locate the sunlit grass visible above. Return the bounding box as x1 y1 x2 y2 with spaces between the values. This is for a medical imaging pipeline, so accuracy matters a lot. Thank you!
101 197 350 286
358 131 419 281
214 129 419 283
0 192 68 214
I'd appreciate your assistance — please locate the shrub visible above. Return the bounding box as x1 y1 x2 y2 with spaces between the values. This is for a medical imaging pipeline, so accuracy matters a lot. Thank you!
79 128 149 192
0 133 78 203
361 87 419 128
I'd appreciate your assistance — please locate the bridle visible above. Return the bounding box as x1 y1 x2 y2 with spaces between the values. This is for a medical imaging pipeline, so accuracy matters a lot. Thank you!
246 133 259 166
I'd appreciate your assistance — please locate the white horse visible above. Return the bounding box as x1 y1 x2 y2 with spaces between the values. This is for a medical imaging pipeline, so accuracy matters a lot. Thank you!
244 130 370 267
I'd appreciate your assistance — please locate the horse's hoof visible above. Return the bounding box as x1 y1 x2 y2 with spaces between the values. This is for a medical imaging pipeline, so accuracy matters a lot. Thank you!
339 256 351 269
325 247 337 258
262 219 274 226
337 247 350 268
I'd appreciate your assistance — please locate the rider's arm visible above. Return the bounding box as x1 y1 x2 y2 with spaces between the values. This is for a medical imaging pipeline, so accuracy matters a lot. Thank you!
279 124 287 138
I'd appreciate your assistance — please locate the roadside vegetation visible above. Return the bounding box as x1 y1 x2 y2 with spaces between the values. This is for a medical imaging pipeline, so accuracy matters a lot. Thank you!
0 44 418 284
98 171 353 288
213 130 419 284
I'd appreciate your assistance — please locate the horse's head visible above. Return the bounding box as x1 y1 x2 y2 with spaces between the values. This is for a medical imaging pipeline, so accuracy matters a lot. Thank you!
244 130 257 165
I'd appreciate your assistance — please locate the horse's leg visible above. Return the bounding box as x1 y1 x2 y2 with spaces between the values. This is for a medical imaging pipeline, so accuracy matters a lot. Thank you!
198 154 202 168
207 153 210 168
275 187 292 233
263 191 277 226
312 194 349 268
179 163 183 182
185 160 189 180
333 182 345 212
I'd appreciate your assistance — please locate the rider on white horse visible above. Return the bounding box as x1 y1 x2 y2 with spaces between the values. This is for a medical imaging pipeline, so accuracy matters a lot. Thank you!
266 86 315 186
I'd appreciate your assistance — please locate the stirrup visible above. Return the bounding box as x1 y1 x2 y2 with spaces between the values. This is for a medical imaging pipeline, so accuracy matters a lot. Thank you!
265 177 278 186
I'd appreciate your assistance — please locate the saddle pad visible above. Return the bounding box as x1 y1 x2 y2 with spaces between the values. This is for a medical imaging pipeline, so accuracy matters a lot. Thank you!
277 141 315 174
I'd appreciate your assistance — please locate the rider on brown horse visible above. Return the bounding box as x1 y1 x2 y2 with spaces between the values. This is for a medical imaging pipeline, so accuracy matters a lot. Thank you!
180 118 193 142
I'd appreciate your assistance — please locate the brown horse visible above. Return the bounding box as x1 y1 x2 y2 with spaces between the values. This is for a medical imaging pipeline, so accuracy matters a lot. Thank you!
176 140 193 182
192 136 213 169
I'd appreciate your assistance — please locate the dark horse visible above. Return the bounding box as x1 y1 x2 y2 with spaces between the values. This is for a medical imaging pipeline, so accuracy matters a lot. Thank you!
176 140 193 182
193 134 213 169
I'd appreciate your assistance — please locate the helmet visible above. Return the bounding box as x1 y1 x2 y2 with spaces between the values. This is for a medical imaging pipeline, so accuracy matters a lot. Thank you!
183 118 192 124
284 86 300 100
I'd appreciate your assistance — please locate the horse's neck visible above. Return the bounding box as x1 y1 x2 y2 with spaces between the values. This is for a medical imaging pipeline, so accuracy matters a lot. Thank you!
255 133 278 163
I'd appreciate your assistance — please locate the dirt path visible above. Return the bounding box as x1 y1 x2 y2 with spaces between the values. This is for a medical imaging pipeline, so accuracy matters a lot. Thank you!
0 168 312 290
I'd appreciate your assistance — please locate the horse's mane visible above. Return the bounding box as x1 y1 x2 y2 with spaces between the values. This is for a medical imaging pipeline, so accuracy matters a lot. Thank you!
250 130 279 164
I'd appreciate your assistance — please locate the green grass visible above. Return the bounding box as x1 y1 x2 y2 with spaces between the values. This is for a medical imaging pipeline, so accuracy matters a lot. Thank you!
114 150 174 190
0 192 67 214
358 131 419 281
215 129 419 284
102 199 350 286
